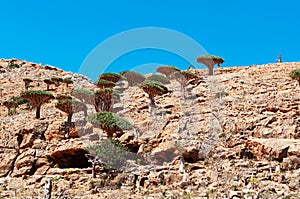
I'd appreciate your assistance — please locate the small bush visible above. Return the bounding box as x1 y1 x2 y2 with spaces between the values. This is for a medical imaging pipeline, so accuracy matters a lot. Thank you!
86 139 130 169
7 63 19 69
88 112 133 137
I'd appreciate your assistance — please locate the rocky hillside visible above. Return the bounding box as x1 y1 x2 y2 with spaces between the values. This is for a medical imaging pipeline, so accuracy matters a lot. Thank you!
0 59 300 198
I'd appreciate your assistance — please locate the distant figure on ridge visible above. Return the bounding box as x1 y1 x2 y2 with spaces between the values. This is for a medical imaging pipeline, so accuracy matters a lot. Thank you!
276 54 282 63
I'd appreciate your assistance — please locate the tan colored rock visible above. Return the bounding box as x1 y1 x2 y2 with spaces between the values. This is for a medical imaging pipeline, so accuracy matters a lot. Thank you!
0 149 18 177
11 149 36 177
246 138 300 162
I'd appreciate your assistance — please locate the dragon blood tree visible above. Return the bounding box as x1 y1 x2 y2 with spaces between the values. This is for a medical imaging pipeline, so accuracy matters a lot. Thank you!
172 70 198 99
196 54 225 75
138 80 168 113
146 74 171 84
56 94 72 101
55 99 87 127
98 72 122 83
43 78 55 91
3 100 18 115
23 78 33 90
71 88 94 104
120 70 145 87
20 90 54 119
95 79 116 89
156 66 180 79
94 88 115 112
62 78 74 87
88 112 133 138
50 77 63 87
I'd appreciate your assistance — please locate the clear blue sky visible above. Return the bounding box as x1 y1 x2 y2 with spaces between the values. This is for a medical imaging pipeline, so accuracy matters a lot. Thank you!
1 0 299 79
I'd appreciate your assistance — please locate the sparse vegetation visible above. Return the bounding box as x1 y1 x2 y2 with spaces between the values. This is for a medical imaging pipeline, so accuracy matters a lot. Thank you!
289 69 300 86
88 112 133 138
120 70 145 86
196 54 225 75
20 90 54 118
156 66 180 79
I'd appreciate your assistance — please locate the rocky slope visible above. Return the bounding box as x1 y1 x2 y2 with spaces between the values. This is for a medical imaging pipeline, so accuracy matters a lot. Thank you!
0 59 300 198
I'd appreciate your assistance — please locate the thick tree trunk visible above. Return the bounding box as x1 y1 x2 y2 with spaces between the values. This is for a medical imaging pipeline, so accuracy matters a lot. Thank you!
25 82 29 90
67 113 73 127
181 83 185 99
36 106 41 119
208 66 214 75
92 163 96 178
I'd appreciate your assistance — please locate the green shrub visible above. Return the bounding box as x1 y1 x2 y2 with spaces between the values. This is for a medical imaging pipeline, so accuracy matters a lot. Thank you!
289 69 300 86
86 139 129 169
7 63 19 69
88 112 133 138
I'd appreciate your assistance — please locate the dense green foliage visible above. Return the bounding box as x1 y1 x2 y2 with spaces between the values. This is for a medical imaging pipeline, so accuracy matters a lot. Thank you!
86 139 130 169
56 94 72 100
99 72 122 83
95 79 116 89
20 90 54 118
7 63 19 69
88 112 133 137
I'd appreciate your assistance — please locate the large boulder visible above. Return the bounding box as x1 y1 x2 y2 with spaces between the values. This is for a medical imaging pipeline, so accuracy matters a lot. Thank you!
245 138 300 162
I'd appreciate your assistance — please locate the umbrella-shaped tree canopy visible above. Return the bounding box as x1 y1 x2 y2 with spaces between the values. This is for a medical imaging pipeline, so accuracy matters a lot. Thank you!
156 66 180 79
98 72 122 83
196 54 225 75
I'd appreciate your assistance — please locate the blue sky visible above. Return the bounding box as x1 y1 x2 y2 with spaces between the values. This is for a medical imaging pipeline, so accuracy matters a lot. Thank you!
0 0 299 79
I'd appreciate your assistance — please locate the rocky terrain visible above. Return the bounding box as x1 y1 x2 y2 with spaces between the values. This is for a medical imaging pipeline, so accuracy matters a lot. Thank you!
0 58 300 199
